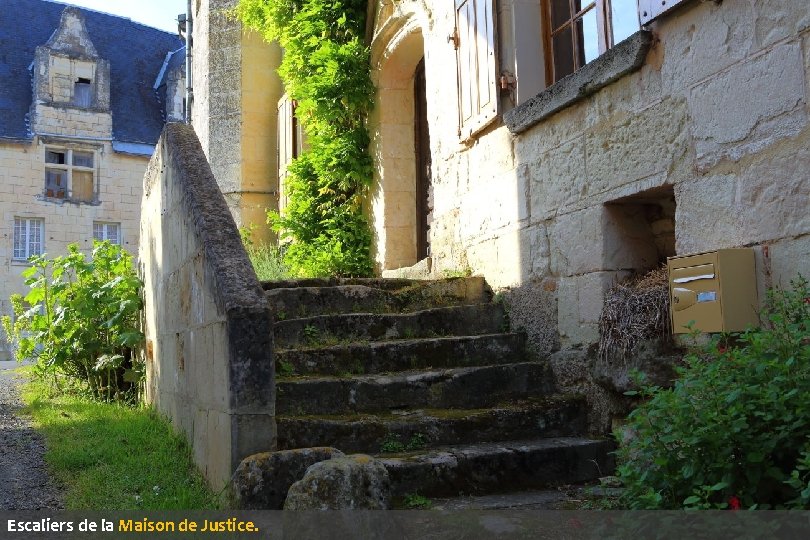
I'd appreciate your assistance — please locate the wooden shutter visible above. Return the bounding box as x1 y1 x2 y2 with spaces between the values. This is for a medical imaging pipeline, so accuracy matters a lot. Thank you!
638 0 690 26
455 0 498 140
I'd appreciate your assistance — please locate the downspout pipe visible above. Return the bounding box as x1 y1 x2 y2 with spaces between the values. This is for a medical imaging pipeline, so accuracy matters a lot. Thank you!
185 0 193 123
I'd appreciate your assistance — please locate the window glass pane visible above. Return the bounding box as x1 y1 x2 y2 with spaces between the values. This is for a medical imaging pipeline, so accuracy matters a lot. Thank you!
611 0 639 45
552 25 575 82
45 169 67 198
72 151 93 168
13 218 24 259
74 81 91 108
107 224 120 245
550 0 572 30
45 150 66 164
72 171 94 202
29 220 42 256
579 7 599 65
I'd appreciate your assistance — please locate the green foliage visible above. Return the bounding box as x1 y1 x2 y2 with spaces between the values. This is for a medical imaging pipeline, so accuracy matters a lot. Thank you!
2 242 144 403
403 493 432 509
380 432 428 453
240 226 291 281
238 0 374 277
616 277 810 509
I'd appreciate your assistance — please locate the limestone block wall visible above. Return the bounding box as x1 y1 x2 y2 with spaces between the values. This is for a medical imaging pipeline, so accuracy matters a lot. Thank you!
191 0 283 242
369 0 810 353
0 139 147 360
140 123 275 488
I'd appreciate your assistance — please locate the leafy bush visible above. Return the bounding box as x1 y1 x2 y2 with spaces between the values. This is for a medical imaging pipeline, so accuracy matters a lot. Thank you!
2 242 144 402
616 277 810 509
238 0 374 277
240 226 290 281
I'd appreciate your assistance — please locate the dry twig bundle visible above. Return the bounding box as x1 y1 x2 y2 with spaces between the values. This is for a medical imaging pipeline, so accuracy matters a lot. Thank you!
598 265 671 364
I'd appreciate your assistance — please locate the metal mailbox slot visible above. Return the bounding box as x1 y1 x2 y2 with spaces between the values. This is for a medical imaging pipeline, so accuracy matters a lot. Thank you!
667 249 759 334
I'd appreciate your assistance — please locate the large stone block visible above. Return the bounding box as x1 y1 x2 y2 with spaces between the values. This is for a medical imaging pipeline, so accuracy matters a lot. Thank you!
688 42 807 171
659 0 754 94
674 175 743 255
284 455 392 510
752 0 810 49
528 136 586 221
769 235 810 288
585 98 689 197
557 271 630 348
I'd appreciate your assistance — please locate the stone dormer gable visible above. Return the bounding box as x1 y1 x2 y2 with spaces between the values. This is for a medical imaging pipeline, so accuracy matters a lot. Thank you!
31 7 111 114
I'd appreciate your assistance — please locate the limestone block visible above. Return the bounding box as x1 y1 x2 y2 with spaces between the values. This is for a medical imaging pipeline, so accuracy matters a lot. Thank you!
659 0 754 95
585 98 689 197
674 175 743 255
519 222 550 279
752 0 810 49
688 42 807 171
769 235 810 288
284 455 392 510
528 135 586 221
558 271 630 347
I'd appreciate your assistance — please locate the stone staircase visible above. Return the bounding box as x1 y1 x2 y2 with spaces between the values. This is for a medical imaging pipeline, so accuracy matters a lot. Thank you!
264 276 614 507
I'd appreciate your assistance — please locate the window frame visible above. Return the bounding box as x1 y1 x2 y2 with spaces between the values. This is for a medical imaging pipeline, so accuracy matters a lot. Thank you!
43 146 98 204
13 217 45 261
542 0 639 84
93 222 121 245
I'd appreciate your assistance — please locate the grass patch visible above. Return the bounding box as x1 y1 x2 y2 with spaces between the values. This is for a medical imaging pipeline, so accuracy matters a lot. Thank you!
246 243 290 282
20 375 221 510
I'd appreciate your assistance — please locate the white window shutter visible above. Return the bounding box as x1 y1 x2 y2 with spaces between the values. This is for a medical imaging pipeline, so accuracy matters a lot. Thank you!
455 0 499 140
638 0 690 26
277 95 295 214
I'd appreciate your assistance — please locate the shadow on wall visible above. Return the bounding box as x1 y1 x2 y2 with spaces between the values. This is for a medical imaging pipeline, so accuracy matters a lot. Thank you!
139 123 276 488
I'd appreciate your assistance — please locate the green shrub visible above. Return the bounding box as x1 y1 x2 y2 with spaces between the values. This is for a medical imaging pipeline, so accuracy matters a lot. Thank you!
2 242 144 403
238 0 374 277
616 277 810 509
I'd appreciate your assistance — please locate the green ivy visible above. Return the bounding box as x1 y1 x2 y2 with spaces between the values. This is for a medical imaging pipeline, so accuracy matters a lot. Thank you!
238 0 374 277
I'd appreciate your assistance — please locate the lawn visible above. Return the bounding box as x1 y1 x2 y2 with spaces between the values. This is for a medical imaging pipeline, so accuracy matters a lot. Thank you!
21 375 221 510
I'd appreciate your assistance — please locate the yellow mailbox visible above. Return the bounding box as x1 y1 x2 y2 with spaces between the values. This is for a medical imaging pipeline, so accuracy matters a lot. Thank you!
667 249 759 334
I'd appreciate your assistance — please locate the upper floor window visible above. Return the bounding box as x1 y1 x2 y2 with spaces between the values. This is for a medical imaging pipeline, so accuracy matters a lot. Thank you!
44 147 96 203
74 77 92 107
545 0 640 83
13 217 44 261
93 222 121 245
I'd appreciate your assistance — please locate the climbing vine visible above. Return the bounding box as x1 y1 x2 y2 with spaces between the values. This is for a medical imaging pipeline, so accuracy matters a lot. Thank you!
238 0 374 277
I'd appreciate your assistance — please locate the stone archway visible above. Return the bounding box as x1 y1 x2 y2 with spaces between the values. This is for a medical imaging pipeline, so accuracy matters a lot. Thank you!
368 19 428 272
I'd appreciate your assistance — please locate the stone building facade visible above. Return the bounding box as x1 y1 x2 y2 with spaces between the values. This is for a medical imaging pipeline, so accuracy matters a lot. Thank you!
193 0 808 357
0 1 184 360
367 0 809 354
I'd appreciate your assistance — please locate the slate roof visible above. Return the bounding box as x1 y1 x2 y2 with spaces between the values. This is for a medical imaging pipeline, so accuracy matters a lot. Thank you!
0 0 184 144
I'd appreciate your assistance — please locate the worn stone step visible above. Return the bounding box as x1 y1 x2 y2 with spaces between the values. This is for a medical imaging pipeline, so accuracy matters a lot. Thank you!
380 437 615 498
275 333 525 377
263 277 422 291
276 395 587 453
274 304 506 349
425 488 582 510
275 362 555 415
265 277 489 319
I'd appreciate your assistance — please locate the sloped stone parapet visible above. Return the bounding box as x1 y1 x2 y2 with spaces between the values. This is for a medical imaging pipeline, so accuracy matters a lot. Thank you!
140 123 275 488
284 455 392 510
231 447 344 510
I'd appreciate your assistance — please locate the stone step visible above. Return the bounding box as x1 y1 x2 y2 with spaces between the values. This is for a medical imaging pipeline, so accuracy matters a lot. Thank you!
380 437 615 498
275 333 525 377
274 304 506 349
265 277 489 319
425 488 579 510
276 395 587 453
263 277 423 291
275 362 555 415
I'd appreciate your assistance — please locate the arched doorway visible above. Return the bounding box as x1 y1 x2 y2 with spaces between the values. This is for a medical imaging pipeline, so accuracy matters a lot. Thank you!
369 25 429 271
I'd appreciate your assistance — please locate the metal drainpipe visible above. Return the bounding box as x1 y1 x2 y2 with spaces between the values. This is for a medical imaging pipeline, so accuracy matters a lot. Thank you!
185 0 193 123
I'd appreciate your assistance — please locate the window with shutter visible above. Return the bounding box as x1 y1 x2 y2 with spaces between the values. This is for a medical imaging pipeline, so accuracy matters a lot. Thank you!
454 0 499 141
276 95 302 214
638 0 689 25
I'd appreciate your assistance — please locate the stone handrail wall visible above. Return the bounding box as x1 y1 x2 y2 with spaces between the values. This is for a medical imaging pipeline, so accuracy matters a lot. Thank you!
140 123 275 487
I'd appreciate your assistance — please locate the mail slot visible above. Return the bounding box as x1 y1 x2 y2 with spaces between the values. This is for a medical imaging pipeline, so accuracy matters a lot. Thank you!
667 249 759 333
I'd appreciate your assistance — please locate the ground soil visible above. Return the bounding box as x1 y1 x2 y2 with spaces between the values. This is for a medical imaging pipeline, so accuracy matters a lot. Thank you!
0 363 64 510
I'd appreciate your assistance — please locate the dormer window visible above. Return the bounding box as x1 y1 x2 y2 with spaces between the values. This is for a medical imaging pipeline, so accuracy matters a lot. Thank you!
74 77 92 107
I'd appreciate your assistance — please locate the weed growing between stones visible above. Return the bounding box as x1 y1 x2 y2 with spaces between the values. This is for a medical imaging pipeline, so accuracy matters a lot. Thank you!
380 433 428 453
616 277 810 509
403 493 432 509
